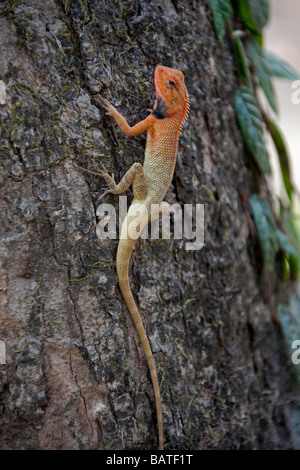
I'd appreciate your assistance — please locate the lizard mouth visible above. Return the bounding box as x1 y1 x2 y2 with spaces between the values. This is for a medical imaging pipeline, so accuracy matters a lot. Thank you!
152 96 168 120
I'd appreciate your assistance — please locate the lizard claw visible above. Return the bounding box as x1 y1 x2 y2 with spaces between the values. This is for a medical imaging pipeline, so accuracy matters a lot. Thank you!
75 163 91 174
92 160 115 182
98 189 112 201
96 96 116 117
96 95 109 108
76 162 115 200
75 163 110 179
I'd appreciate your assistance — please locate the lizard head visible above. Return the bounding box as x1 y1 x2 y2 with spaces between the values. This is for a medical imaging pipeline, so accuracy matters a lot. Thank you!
153 65 189 121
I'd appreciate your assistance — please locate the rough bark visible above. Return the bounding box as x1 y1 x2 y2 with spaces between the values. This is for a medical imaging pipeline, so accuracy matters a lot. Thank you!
0 0 298 450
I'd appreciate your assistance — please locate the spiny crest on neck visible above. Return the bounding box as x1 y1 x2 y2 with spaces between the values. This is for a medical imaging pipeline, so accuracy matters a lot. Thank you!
178 90 190 134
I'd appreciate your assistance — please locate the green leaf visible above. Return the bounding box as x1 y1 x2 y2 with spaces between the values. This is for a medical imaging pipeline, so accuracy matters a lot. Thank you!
250 194 278 271
234 85 271 174
278 289 300 387
278 295 300 345
264 51 300 80
248 0 269 32
276 230 299 258
237 0 269 33
282 209 300 244
232 33 251 87
247 38 277 113
282 209 300 275
264 117 293 202
209 0 233 42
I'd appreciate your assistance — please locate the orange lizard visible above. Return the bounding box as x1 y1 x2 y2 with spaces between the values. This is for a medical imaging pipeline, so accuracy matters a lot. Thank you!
92 65 189 449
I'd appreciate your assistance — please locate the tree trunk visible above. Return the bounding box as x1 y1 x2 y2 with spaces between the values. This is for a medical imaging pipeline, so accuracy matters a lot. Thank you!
0 0 298 450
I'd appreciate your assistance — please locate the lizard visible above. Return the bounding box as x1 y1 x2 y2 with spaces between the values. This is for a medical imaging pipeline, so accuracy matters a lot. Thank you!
85 65 189 450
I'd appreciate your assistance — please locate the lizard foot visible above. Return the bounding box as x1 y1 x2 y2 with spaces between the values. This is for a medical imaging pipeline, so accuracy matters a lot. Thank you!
75 163 105 178
98 188 113 201
96 96 117 118
76 162 117 200
76 162 114 179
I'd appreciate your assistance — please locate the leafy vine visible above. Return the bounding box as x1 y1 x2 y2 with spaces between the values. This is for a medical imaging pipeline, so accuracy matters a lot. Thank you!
209 0 300 386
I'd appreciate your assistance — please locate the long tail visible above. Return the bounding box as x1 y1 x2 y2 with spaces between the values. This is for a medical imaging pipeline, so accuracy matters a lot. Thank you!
116 237 164 450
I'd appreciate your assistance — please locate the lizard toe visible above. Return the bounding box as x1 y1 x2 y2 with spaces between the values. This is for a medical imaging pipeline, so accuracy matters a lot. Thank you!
99 189 112 200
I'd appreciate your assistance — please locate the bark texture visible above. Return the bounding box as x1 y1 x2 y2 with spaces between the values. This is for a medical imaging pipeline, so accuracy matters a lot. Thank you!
0 0 298 449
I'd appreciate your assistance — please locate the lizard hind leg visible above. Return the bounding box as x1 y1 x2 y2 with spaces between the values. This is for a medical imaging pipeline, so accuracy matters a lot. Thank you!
79 161 148 201
102 162 147 200
117 162 148 200
100 162 147 200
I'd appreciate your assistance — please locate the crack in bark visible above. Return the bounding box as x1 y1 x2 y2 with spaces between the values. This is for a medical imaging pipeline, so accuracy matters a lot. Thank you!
69 348 94 436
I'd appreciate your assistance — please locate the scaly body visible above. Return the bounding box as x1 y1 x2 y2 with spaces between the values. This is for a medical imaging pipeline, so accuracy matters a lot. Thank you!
94 66 189 449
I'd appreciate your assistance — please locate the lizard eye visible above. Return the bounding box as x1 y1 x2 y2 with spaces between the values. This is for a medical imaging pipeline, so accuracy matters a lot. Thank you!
166 79 176 88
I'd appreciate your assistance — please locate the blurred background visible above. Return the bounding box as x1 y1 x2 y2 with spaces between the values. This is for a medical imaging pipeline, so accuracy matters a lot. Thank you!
265 0 300 196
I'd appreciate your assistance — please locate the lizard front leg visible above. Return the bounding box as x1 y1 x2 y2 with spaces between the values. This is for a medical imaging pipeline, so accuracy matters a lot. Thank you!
96 96 155 136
